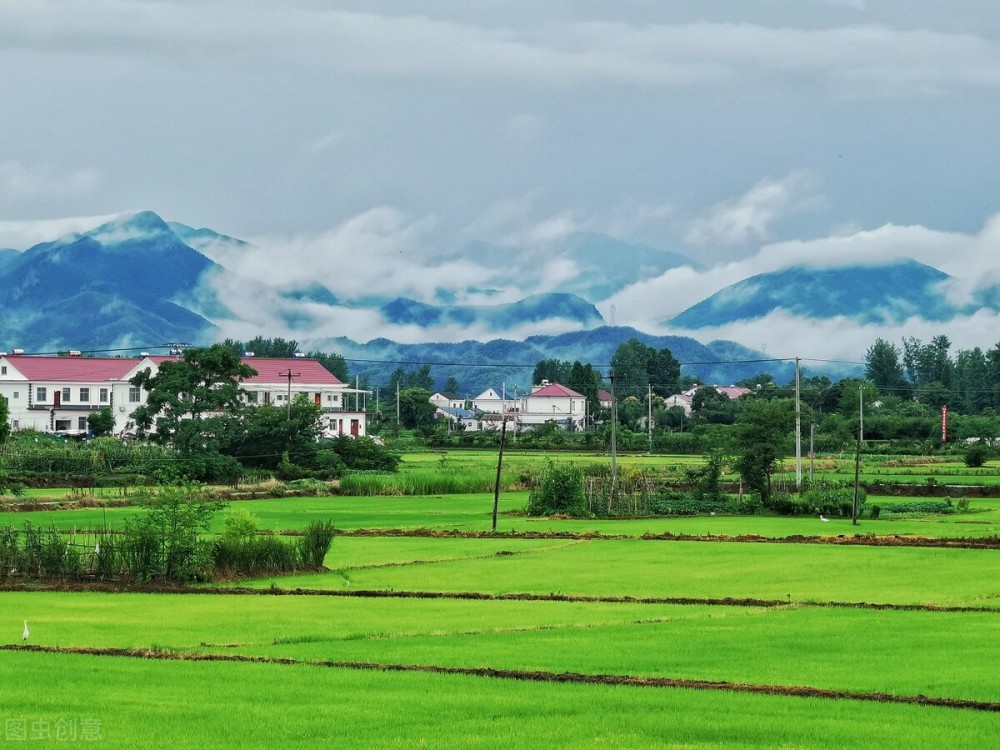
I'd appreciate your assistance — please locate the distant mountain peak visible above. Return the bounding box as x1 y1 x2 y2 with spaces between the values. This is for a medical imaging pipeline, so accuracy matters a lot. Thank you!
669 259 956 329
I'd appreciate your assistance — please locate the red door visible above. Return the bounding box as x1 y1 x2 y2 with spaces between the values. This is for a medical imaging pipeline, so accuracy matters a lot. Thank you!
351 419 359 437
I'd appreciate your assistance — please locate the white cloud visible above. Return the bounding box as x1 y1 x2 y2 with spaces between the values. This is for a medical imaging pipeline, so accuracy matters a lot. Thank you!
0 161 100 203
685 170 821 248
0 213 122 250
505 210 592 245
4 4 1000 94
604 211 1000 345
606 201 675 238
663 308 1000 367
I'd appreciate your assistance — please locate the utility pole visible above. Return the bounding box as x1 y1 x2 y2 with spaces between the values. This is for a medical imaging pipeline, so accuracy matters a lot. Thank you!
609 370 618 489
647 384 653 454
852 423 862 526
492 415 508 532
859 386 864 442
396 379 400 430
809 422 815 482
280 370 300 420
795 357 802 489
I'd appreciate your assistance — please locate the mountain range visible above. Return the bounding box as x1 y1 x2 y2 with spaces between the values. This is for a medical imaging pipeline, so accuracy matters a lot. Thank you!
4 209 991 390
668 260 966 329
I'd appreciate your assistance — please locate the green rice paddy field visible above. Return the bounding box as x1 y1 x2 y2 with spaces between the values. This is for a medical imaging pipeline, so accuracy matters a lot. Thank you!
3 452 1000 747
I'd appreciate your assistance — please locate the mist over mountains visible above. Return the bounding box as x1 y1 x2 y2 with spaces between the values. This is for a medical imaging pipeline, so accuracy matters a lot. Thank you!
2 209 996 391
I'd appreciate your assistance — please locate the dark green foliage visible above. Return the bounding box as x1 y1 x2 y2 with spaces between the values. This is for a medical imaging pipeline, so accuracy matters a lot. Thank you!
865 338 909 397
87 406 116 437
213 530 301 578
130 344 257 450
0 395 10 444
764 482 864 517
1 491 323 583
609 338 681 401
325 435 400 472
398 387 437 429
651 489 732 516
213 398 323 470
731 398 795 505
127 483 224 582
527 461 586 517
881 499 956 515
685 452 726 505
964 444 990 468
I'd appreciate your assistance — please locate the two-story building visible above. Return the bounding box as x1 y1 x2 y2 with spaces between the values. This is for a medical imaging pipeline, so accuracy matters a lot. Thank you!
0 352 368 438
516 381 587 431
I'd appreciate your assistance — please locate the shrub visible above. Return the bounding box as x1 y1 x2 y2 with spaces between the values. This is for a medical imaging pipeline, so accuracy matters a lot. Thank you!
964 444 990 468
527 461 586 517
299 520 336 568
325 436 400 472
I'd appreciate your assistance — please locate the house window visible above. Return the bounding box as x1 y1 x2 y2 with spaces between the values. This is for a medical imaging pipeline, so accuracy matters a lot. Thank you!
12 392 18 400
36 387 47 402
80 387 90 402
1 366 6 375
55 419 71 431
99 388 108 403
12 420 17 429
129 386 141 403
62 387 71 403
78 417 88 431
247 391 259 404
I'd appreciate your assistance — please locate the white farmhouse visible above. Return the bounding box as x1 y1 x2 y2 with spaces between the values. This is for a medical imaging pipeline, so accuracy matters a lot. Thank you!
516 381 587 431
0 352 368 438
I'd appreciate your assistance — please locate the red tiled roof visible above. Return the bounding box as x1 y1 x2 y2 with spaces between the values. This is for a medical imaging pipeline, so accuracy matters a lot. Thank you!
715 386 751 399
2 355 139 382
148 356 343 385
240 358 343 386
530 382 584 398
598 389 613 401
2 354 342 385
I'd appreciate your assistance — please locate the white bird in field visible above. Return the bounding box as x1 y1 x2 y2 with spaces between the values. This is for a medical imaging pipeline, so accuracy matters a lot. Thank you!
819 515 829 523
22 620 29 644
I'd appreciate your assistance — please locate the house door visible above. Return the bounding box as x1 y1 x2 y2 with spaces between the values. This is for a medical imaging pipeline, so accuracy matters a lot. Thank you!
315 393 322 407
350 419 359 436
54 391 61 407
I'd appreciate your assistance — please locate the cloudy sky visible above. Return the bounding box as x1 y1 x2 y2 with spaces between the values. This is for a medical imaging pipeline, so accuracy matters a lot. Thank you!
3 1 1000 358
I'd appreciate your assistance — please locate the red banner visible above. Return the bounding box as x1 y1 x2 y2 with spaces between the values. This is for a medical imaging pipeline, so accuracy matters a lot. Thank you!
942 405 948 443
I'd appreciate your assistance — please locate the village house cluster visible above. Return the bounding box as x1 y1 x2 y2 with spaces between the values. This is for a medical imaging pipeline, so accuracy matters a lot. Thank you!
430 381 752 432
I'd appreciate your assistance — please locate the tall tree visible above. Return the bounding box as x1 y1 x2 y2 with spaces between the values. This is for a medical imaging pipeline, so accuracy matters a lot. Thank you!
953 348 990 414
405 365 434 390
609 338 681 400
731 399 795 505
865 338 908 396
532 359 568 386
130 345 257 450
902 335 953 391
398 387 437 429
0 396 10 444
566 361 602 410
306 351 349 383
